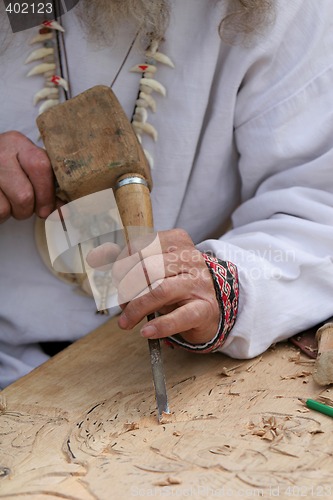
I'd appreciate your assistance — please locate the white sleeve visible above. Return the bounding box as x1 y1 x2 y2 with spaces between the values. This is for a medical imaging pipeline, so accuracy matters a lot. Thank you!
198 0 333 359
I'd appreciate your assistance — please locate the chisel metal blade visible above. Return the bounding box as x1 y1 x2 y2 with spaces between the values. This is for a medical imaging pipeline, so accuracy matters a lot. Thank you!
147 313 170 421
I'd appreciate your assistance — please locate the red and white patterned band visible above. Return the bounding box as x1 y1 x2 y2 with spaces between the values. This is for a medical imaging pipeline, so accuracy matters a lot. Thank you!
165 253 239 353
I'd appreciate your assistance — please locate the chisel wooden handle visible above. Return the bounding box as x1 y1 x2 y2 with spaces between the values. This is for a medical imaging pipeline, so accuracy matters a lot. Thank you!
114 174 153 231
114 174 170 419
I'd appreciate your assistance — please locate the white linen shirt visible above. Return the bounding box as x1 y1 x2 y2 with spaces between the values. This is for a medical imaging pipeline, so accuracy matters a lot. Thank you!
1 0 333 387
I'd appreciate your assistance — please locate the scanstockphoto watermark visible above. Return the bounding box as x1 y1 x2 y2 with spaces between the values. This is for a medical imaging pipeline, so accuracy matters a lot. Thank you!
131 484 333 497
131 485 268 497
211 245 297 266
3 0 80 33
211 245 297 282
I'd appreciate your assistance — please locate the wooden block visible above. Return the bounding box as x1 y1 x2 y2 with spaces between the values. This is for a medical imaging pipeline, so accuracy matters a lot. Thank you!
1 319 333 498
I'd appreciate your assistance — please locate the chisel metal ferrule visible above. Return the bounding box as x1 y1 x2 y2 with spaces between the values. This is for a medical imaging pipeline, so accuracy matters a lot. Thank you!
115 176 148 190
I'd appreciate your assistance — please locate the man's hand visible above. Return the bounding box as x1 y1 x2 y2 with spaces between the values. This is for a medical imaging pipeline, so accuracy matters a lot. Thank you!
0 131 56 223
87 228 220 345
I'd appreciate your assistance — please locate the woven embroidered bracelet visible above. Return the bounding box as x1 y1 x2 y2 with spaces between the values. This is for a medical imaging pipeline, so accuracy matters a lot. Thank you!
165 253 239 353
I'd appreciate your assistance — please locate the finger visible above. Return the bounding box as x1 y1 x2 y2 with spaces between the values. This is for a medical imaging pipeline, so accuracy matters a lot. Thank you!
18 143 55 218
116 247 190 304
154 227 194 253
116 249 205 304
112 231 161 269
115 252 165 303
139 300 215 342
123 228 192 257
112 228 193 282
112 250 146 287
0 155 35 219
0 188 11 223
0 132 55 219
86 242 122 269
126 230 159 255
90 237 148 283
114 248 187 293
118 275 193 329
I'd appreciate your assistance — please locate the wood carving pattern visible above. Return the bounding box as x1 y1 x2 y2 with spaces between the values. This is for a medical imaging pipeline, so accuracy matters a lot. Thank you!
1 320 333 499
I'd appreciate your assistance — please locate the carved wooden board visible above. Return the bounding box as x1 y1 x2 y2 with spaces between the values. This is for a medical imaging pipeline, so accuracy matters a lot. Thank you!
1 317 333 499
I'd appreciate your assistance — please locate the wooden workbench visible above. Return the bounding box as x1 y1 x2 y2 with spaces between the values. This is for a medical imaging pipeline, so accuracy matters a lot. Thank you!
1 317 333 499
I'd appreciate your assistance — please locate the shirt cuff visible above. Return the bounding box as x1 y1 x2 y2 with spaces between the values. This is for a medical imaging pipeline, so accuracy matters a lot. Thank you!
165 253 239 353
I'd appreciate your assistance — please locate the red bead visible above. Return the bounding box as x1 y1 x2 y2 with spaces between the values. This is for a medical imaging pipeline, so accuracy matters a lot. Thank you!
51 75 60 84
42 20 54 27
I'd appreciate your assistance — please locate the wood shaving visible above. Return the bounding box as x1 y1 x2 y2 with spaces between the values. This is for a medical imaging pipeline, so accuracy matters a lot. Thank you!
249 389 268 401
123 422 139 432
220 367 232 377
270 445 300 458
245 356 263 372
228 390 240 396
219 363 244 377
306 346 317 353
289 353 315 365
247 416 280 441
0 396 7 414
281 370 312 380
289 353 301 362
317 396 333 407
154 476 182 487
159 411 173 424
209 445 232 455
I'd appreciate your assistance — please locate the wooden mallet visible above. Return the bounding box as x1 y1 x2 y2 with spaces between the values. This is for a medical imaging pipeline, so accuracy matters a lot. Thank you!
37 85 170 420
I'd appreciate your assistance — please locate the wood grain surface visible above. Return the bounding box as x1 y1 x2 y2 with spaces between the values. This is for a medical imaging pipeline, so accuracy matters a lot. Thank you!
1 317 333 499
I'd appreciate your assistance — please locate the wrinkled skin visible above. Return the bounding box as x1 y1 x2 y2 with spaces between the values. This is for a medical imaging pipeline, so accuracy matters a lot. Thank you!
87 229 220 343
0 131 56 222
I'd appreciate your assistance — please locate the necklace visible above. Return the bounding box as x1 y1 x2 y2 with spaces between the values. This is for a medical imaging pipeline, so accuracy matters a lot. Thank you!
25 16 174 166
26 9 174 308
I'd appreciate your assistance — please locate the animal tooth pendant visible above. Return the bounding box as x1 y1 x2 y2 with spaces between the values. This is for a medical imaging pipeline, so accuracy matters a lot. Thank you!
26 21 69 141
33 87 59 105
25 48 55 64
42 20 65 32
138 92 157 112
27 63 56 77
146 51 175 68
133 106 148 123
130 39 174 167
29 32 53 44
132 121 158 142
139 78 166 97
39 98 60 114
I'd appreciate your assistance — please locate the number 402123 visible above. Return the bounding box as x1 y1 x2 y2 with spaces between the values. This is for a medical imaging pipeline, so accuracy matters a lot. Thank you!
5 3 53 14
